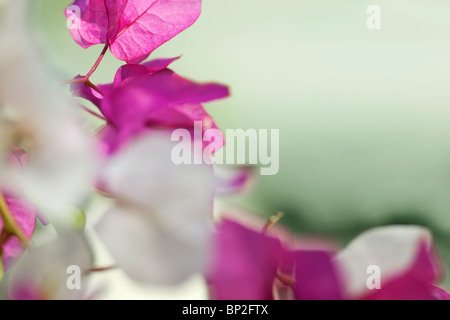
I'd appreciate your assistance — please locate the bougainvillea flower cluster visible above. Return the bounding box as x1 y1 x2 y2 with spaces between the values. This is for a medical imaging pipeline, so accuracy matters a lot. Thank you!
66 0 202 63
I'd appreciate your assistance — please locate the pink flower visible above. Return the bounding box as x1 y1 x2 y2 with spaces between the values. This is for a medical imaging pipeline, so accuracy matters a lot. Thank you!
95 131 215 284
6 233 92 300
214 165 256 196
292 250 343 300
72 59 229 154
66 0 202 63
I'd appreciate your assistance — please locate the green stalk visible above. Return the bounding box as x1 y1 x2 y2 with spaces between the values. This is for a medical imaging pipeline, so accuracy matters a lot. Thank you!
0 193 29 247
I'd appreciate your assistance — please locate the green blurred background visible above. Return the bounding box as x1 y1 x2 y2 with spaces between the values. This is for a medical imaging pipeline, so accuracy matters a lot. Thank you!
31 0 450 294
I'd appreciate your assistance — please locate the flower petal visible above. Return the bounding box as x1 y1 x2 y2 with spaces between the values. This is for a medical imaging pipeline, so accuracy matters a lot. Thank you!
65 0 127 48
214 165 256 195
66 0 202 63
363 240 448 300
208 219 284 300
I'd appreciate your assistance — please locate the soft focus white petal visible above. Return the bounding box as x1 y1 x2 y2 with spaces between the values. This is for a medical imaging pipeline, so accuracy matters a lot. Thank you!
6 233 93 300
96 132 214 284
336 225 432 297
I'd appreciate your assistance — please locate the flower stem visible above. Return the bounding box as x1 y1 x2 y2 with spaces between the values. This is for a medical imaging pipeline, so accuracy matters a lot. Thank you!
85 43 109 79
85 265 117 274
276 271 295 287
0 257 3 284
66 44 108 95
0 192 29 248
262 211 284 234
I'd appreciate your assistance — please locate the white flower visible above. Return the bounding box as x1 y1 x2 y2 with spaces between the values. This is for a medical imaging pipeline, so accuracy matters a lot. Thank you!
0 0 97 219
336 225 433 297
96 131 215 285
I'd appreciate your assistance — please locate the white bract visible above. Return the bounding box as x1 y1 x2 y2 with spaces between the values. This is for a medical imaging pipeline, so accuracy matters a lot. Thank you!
336 225 432 297
96 132 214 285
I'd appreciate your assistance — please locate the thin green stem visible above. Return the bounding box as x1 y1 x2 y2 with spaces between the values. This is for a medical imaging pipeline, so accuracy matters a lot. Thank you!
85 265 117 275
66 44 108 96
262 211 284 234
0 192 29 248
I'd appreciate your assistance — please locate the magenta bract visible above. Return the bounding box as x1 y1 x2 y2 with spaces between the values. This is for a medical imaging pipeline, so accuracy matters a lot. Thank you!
66 0 202 63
